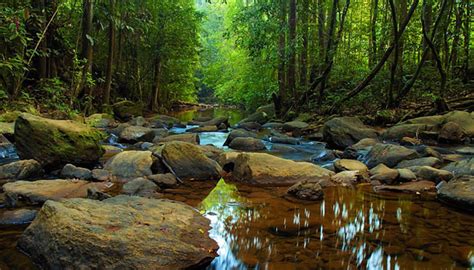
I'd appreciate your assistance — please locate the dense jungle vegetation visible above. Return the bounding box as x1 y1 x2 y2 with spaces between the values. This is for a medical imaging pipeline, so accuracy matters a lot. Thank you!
0 0 472 117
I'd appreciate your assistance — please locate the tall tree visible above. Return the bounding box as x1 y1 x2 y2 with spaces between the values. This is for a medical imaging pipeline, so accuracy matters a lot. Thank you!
103 0 115 106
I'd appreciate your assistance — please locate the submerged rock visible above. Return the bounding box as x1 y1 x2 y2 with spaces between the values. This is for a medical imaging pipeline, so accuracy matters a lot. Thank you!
14 113 105 170
365 143 419 168
374 180 436 193
229 137 266 151
232 153 333 186
0 160 43 180
104 150 157 180
437 175 474 211
287 180 324 201
322 117 378 149
17 196 218 269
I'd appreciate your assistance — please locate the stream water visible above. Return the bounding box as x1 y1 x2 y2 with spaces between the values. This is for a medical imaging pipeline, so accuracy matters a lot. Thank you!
0 108 473 269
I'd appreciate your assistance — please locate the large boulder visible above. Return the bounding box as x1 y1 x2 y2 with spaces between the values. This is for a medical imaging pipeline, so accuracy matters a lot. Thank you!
406 166 454 183
104 151 158 180
155 134 200 145
232 153 333 186
161 142 221 181
14 114 105 170
438 122 465 142
369 164 399 184
3 180 109 207
282 121 309 132
223 129 257 146
364 143 419 168
437 175 474 211
382 124 434 141
396 157 442 169
112 101 143 121
0 160 43 180
229 137 266 151
119 126 155 143
17 196 218 269
322 117 378 149
443 158 474 176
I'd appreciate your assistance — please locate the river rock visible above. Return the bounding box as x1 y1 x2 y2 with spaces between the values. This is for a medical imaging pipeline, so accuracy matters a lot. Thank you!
334 159 368 173
0 209 37 225
161 142 221 181
85 113 114 128
406 166 454 183
438 121 465 143
270 144 298 153
199 145 224 161
383 124 434 141
147 173 178 188
239 111 269 125
331 171 367 186
397 168 417 181
322 117 378 149
282 121 309 132
122 177 158 197
0 122 14 137
262 122 284 129
223 129 257 146
287 181 324 201
150 115 180 128
17 196 218 269
229 137 266 151
0 159 42 180
129 116 148 127
155 133 200 145
350 138 379 151
370 164 399 184
218 152 241 171
396 157 442 169
265 132 299 145
14 113 105 170
188 126 219 133
365 143 419 168
375 180 436 193
237 122 262 131
60 164 92 180
91 169 110 182
256 103 275 117
232 153 333 186
112 100 143 121
119 126 155 143
3 180 109 207
442 158 474 176
437 175 474 211
104 150 157 180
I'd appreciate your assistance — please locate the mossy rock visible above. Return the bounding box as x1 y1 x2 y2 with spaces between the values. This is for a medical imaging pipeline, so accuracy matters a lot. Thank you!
14 113 106 170
0 111 22 122
85 113 114 128
112 101 143 121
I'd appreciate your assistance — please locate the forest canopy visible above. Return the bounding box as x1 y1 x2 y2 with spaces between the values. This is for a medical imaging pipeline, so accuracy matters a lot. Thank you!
0 0 472 116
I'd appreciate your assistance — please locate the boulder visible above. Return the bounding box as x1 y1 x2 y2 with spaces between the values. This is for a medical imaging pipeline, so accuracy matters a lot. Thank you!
188 126 219 133
237 122 262 131
128 116 148 127
0 122 15 137
437 175 474 211
122 177 158 197
365 143 419 168
218 152 241 171
3 180 109 207
232 153 333 186
17 196 218 269
396 157 442 169
370 164 399 184
119 126 155 143
406 166 454 183
155 134 200 145
147 173 178 188
195 116 229 128
229 137 266 151
322 117 378 149
60 164 92 180
239 111 269 125
85 114 114 128
161 142 221 181
374 181 436 193
223 129 257 146
287 181 324 201
0 160 42 180
397 168 417 181
91 169 110 182
282 121 309 132
104 151 157 180
112 101 143 121
270 144 298 153
152 128 169 139
438 122 465 142
334 159 368 173
382 124 434 141
331 171 367 186
443 111 474 137
262 122 284 129
14 114 105 170
150 115 180 128
199 145 224 161
265 133 299 145
350 138 379 151
442 158 474 176
0 209 37 225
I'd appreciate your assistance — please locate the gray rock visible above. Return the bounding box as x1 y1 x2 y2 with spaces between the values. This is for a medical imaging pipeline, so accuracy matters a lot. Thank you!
396 157 442 169
129 116 147 127
287 181 324 200
331 171 367 187
350 138 379 151
229 137 266 151
437 175 474 211
0 209 37 225
365 143 419 168
199 145 224 161
334 159 368 173
91 169 111 182
322 117 378 149
239 111 269 125
262 122 284 129
406 166 454 184
237 122 262 131
122 178 158 197
17 196 218 269
282 121 309 132
270 144 298 153
104 151 156 180
442 158 474 176
397 168 417 181
224 129 257 146
370 164 399 184
119 126 155 143
0 159 43 180
155 133 200 145
60 164 92 180
188 126 219 133
147 173 178 188
438 121 465 142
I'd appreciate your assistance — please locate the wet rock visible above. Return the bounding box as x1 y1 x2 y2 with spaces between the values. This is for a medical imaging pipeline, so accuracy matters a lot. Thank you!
287 181 324 200
109 123 130 136
161 142 221 181
104 151 156 180
322 117 378 149
350 138 379 151
17 196 218 269
0 209 37 225
0 134 16 159
370 164 399 184
442 158 474 176
0 159 42 180
218 152 240 171
60 164 92 180
417 146 444 160
148 173 178 188
400 136 422 146
232 153 333 186
239 111 269 125
0 122 14 137
331 171 367 186
383 124 434 141
152 128 169 139
86 187 112 201
229 137 266 151
223 129 257 146
91 169 110 182
438 121 465 143
262 122 284 129
270 144 298 153
396 157 442 169
119 126 155 143
112 100 143 121
374 180 435 193
188 125 219 133
334 159 368 173
150 115 180 128
138 142 154 150
311 150 337 164
14 114 105 170
397 168 417 181
155 133 200 145
282 121 309 132
265 132 299 145
122 177 158 197
437 175 474 212
365 143 419 168
85 113 114 128
129 116 148 127
3 180 109 207
406 166 454 183
237 122 262 131
199 145 224 161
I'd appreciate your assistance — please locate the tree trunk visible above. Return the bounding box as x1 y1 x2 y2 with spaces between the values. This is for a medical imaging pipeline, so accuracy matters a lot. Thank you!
369 0 379 67
78 0 94 98
103 0 115 105
288 0 297 99
449 1 462 73
151 57 162 111
462 0 469 82
276 0 287 117
300 0 309 90
387 0 398 108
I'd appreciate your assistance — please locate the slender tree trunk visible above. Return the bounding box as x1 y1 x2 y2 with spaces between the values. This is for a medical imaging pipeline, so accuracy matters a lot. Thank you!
369 0 379 67
449 1 462 73
78 0 94 98
462 0 470 82
288 0 297 99
151 57 162 111
387 0 398 108
276 0 287 116
300 0 309 90
317 0 326 72
103 0 115 105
